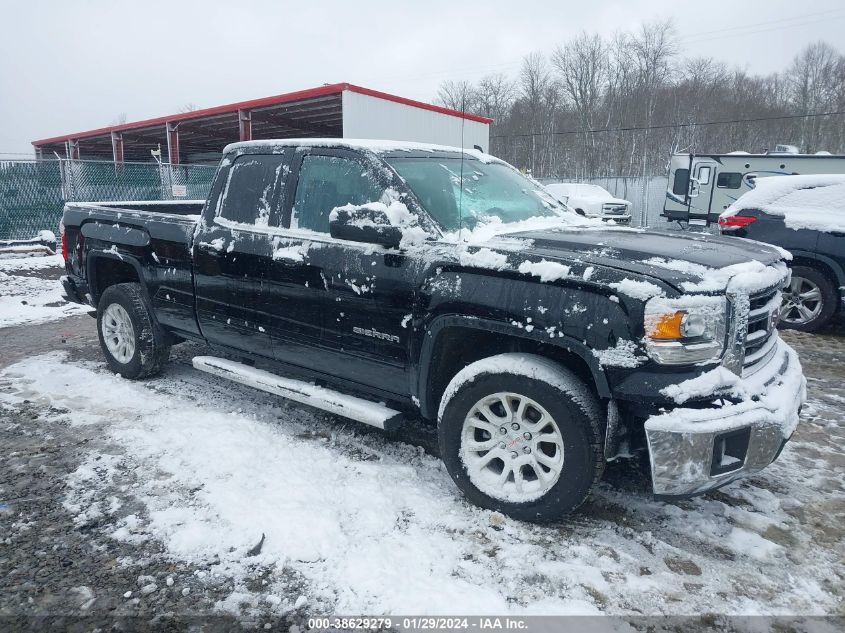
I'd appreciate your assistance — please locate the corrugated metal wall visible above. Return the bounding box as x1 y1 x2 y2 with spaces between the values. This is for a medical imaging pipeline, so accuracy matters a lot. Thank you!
342 91 490 152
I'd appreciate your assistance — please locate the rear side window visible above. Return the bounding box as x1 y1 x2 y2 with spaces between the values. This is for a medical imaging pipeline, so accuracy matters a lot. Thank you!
672 169 689 195
218 154 287 225
292 155 383 233
717 172 742 189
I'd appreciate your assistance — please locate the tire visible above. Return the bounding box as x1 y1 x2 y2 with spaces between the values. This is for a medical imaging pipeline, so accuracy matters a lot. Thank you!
780 265 837 333
438 353 604 522
97 283 170 379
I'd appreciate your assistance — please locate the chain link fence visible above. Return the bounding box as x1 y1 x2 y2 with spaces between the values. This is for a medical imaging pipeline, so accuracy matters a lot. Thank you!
0 159 216 240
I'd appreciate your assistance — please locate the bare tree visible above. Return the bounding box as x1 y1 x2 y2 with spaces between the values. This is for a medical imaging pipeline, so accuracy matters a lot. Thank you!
433 26 844 179
519 52 558 174
552 32 607 175
786 41 844 152
475 73 516 121
435 80 477 112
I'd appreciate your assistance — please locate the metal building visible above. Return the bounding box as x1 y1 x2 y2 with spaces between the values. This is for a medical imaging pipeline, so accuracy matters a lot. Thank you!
31 83 492 164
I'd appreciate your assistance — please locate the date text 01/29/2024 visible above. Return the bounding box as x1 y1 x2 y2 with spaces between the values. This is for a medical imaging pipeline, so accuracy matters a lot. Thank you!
307 616 529 630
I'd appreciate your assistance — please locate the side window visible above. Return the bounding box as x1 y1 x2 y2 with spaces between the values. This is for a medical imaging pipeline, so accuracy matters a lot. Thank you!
292 155 384 233
672 168 689 195
218 154 287 225
717 172 742 189
697 165 712 185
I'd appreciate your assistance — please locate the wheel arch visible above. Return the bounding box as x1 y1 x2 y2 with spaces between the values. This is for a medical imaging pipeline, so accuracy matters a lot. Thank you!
87 250 145 304
789 250 845 288
416 315 610 421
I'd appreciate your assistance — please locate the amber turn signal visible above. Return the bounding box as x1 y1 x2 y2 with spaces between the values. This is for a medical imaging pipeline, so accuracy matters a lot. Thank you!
648 311 685 340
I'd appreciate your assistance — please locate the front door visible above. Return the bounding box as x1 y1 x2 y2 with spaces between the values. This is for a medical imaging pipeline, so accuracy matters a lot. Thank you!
264 149 417 397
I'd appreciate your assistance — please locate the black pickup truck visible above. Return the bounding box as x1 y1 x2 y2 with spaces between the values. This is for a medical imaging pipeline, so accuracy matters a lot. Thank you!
60 140 806 521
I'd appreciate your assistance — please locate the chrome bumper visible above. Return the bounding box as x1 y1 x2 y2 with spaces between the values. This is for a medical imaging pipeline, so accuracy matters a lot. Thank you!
644 337 805 497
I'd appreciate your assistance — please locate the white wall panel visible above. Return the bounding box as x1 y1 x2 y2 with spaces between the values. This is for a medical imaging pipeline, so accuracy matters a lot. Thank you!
342 91 489 153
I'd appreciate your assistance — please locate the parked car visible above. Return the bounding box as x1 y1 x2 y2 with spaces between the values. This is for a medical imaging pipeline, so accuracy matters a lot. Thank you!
544 183 632 224
719 174 845 332
60 139 804 521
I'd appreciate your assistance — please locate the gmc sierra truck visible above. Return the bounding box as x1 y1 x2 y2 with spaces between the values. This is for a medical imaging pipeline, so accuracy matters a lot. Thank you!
60 139 806 521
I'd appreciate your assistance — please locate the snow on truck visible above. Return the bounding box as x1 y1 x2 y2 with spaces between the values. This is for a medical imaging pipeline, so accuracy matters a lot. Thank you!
59 139 806 521
663 150 845 226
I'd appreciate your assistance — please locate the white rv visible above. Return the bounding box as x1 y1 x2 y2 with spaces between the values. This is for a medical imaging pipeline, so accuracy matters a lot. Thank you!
663 149 845 225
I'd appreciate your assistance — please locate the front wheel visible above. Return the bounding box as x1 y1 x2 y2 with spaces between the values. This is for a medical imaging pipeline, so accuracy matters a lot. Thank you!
97 283 170 379
438 354 604 522
780 266 837 332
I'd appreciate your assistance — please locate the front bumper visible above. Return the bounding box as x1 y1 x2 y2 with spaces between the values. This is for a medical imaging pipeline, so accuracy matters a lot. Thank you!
599 214 631 224
644 337 805 497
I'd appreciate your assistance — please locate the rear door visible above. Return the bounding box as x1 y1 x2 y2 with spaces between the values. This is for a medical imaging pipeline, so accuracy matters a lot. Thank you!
193 152 290 358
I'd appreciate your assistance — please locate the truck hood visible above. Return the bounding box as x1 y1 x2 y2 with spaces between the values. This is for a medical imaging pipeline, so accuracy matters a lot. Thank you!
506 227 786 293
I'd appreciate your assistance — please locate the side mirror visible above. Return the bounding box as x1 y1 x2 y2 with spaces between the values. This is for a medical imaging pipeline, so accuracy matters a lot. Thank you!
329 206 403 248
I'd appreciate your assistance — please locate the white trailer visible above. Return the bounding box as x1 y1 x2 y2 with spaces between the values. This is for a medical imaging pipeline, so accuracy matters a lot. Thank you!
662 151 845 225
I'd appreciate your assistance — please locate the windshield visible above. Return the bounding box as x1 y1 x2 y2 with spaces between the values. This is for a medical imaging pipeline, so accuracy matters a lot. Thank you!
385 157 564 231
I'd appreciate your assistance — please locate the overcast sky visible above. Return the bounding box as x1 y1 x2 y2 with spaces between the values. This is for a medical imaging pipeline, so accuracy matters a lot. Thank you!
1 0 843 156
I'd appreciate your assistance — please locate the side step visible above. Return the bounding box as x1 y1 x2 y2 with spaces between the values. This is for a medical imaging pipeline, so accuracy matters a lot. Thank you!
192 356 404 431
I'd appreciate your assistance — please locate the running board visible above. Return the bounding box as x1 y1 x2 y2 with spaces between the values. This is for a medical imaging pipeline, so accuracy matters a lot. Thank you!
192 356 403 431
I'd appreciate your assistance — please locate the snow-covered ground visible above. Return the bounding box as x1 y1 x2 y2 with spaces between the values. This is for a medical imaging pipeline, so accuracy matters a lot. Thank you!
1 335 842 617
0 254 89 328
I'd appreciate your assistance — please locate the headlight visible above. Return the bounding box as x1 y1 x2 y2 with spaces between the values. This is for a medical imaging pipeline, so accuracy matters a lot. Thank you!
644 296 727 365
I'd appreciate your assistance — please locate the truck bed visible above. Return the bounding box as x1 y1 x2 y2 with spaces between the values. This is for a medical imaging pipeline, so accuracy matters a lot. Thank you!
62 200 204 339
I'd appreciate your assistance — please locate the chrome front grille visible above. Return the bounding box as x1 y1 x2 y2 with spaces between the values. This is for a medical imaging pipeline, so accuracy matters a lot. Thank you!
742 287 781 373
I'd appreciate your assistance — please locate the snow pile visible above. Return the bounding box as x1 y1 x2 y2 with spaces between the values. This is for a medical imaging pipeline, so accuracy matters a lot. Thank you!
0 255 89 328
592 339 646 368
0 351 840 616
438 353 600 424
679 260 789 294
517 259 571 282
329 192 428 247
609 278 665 301
225 138 502 165
459 247 508 270
661 366 745 404
723 174 845 233
651 337 805 438
271 243 307 262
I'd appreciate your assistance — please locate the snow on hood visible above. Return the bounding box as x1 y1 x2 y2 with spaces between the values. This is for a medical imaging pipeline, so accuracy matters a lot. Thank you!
440 214 616 245
642 257 790 294
722 174 845 233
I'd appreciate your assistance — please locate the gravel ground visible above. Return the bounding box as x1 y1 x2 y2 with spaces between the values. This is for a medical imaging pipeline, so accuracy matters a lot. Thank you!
0 260 843 629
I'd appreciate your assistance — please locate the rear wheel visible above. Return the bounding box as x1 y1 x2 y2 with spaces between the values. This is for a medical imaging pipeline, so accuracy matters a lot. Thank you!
97 283 170 379
438 354 603 522
780 266 837 332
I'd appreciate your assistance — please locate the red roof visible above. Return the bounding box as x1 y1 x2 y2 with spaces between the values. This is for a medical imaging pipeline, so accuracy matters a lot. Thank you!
32 83 492 147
